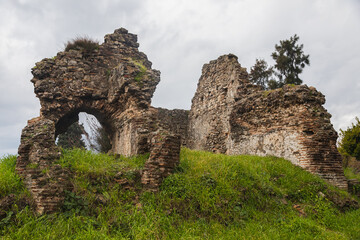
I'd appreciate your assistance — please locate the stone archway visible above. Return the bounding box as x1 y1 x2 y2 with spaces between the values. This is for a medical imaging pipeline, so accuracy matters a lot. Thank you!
30 28 160 156
16 28 181 214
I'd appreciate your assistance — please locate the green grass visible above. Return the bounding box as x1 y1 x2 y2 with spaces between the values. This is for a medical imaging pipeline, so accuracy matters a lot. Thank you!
0 155 24 197
57 148 148 176
0 148 360 239
344 167 360 182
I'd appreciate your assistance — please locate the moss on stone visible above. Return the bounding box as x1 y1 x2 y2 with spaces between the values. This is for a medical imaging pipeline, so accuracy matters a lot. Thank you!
132 60 147 83
27 163 39 169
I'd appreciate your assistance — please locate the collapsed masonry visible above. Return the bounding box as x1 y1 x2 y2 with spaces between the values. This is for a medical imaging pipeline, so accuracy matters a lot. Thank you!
17 28 347 214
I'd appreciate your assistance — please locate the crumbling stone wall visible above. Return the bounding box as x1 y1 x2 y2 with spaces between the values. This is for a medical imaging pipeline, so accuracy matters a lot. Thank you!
141 130 181 191
155 108 189 146
188 54 348 189
17 28 177 213
17 117 72 214
188 54 248 153
31 28 160 156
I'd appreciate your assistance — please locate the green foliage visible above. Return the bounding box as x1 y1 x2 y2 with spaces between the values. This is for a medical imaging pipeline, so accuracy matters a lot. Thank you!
132 60 147 83
343 158 360 195
0 155 24 197
62 190 88 216
1 149 360 239
105 69 111 78
64 36 99 53
249 59 275 90
57 122 85 149
268 78 284 90
0 211 14 229
344 167 360 182
27 163 39 169
249 34 309 90
57 148 148 176
271 34 310 86
339 117 360 160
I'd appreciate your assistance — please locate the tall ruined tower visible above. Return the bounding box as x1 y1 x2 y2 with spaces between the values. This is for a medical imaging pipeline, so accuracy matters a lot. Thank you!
188 54 347 189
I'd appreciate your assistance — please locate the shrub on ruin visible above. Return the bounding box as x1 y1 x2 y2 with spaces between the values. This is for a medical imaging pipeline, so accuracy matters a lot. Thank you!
271 34 310 86
249 59 274 90
338 117 360 160
250 34 310 90
64 36 99 53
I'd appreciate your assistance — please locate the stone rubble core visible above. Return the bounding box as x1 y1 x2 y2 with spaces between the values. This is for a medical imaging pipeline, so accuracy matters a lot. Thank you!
17 28 348 213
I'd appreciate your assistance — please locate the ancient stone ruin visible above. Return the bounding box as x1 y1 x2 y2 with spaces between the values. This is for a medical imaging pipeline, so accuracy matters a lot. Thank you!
17 28 348 213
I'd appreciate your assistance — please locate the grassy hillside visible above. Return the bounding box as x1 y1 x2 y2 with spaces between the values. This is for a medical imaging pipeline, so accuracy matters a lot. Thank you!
0 148 360 239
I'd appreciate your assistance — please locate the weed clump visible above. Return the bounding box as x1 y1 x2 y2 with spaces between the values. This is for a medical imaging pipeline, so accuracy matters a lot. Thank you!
64 36 99 53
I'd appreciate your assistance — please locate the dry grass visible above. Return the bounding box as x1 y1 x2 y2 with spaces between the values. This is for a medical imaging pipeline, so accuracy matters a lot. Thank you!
64 36 99 53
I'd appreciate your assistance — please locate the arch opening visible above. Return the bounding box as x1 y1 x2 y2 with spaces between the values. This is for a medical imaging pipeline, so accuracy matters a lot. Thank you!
55 110 113 153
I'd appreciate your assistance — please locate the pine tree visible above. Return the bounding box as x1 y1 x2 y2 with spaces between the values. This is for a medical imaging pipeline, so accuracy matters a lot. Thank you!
271 34 310 85
249 59 274 90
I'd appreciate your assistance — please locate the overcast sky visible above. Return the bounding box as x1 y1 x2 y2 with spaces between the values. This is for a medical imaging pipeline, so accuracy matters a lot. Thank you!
0 0 359 156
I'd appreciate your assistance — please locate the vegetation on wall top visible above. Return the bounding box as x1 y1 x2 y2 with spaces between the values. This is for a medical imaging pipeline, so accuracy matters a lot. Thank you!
64 36 99 53
249 34 310 90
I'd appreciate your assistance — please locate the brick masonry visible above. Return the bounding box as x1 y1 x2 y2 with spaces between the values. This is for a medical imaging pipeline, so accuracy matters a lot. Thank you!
155 108 189 146
17 29 350 213
188 54 348 190
16 117 72 214
30 27 160 157
141 131 181 191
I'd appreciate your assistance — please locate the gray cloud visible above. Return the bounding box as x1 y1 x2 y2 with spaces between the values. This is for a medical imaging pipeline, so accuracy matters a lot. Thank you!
1 0 359 156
